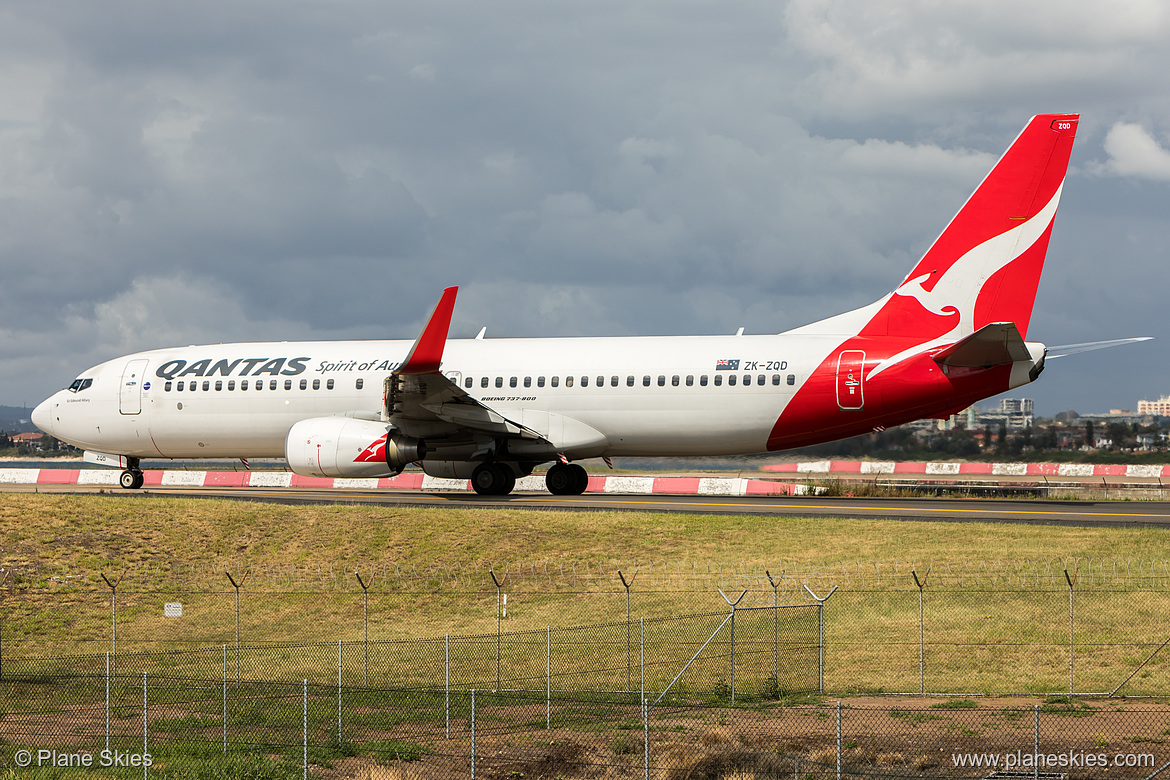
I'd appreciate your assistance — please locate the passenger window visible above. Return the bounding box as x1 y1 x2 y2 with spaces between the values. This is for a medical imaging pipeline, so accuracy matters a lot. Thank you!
597 376 605 387
523 377 531 388
610 376 619 387
787 374 795 386
299 379 307 390
672 375 680 386
215 380 223 391
686 375 693 387
657 376 665 387
581 376 589 387
537 376 545 387
312 379 320 390
481 377 489 388
510 377 518 388
284 379 293 390
464 377 473 389
563 376 571 387
495 377 503 388
355 378 364 390
228 380 236 391
551 376 559 387
327 379 334 390
203 381 210 391
626 376 635 387
758 374 765 386
772 374 781 386
165 381 173 392
742 375 750 386
643 375 651 387
714 375 722 386
728 375 737 386
700 375 708 387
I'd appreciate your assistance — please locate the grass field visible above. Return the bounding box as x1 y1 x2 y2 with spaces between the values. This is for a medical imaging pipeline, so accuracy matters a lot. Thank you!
2 493 1169 696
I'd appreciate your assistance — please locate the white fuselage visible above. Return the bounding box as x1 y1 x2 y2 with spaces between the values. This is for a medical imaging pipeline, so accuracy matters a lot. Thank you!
34 333 833 461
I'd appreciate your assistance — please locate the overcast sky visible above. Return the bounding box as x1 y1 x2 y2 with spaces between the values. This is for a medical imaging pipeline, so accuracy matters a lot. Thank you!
2 0 1168 416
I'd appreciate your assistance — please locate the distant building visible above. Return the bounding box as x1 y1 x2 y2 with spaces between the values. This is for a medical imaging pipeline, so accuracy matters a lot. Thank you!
1137 395 1170 415
979 398 1034 430
10 432 43 443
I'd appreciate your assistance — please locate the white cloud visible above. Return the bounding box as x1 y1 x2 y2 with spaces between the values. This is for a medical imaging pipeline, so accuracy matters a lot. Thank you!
1098 122 1170 181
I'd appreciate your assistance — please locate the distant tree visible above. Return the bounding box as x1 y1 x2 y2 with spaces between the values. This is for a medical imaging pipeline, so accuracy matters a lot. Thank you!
1085 421 1095 447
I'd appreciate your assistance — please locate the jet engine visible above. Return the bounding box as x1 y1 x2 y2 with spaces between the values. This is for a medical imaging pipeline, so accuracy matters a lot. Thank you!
285 417 426 478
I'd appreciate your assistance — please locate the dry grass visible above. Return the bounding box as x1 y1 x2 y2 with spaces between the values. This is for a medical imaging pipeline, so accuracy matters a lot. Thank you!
3 493 1166 574
3 493 1169 694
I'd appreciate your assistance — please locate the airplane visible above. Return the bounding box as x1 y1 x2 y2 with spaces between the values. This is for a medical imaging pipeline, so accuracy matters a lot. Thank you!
31 113 1143 495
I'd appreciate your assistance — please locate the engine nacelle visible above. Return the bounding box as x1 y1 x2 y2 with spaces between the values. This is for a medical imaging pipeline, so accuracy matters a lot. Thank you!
285 417 426 478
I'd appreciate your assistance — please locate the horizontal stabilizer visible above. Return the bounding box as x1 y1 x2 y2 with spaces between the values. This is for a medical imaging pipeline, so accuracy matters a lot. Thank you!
1046 336 1153 359
932 322 1031 368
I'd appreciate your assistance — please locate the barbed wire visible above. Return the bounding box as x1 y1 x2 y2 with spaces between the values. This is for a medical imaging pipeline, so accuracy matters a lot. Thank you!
5 556 1170 594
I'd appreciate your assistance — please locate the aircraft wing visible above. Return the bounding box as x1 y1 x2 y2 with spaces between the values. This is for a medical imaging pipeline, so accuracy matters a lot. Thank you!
383 287 544 441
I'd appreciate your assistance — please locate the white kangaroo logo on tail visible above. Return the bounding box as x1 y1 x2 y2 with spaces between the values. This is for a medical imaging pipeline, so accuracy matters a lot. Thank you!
869 183 1064 380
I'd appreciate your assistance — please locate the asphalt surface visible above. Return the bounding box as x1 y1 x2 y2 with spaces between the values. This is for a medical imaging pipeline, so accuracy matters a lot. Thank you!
7 482 1170 527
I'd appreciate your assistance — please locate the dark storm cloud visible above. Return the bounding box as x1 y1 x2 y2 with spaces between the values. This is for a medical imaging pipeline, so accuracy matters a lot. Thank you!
2 0 1168 414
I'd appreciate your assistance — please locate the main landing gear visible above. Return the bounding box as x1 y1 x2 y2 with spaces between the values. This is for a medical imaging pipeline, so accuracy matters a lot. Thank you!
545 463 589 495
469 461 589 496
120 457 144 490
471 462 517 496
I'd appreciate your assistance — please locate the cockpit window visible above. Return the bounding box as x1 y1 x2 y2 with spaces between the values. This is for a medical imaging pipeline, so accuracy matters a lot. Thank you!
68 378 93 393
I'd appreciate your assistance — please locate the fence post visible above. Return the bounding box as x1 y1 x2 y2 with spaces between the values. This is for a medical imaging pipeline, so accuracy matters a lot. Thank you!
912 568 930 696
643 696 650 780
303 680 308 780
222 645 227 754
718 589 747 703
101 570 126 677
0 567 9 681
1033 704 1039 780
225 571 248 685
490 570 505 691
546 626 551 729
471 689 477 780
445 634 450 740
766 569 782 687
143 672 148 780
640 617 645 704
803 584 838 695
338 640 343 746
106 652 111 752
355 571 372 687
836 700 842 780
618 569 637 692
1065 567 1075 696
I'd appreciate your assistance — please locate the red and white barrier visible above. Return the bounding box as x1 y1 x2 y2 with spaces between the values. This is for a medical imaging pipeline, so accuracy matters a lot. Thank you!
762 461 1170 478
0 468 810 496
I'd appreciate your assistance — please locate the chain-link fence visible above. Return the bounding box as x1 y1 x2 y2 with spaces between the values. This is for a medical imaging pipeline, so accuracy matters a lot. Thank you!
3 667 1168 778
4 569 1168 697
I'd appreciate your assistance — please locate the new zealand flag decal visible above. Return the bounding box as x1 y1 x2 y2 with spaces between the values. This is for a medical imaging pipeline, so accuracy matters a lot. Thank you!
715 359 740 371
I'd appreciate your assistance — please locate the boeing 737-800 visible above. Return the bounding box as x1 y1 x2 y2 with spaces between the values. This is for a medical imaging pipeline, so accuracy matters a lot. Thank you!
32 114 1115 495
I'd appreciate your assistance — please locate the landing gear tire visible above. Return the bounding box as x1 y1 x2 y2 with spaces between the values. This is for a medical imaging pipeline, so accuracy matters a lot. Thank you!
546 463 588 495
120 469 144 490
471 463 515 496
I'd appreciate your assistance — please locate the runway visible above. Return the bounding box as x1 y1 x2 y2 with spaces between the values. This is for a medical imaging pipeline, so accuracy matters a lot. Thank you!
8 481 1170 527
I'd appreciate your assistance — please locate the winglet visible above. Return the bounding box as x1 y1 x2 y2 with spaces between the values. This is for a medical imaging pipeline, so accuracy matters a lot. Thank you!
398 287 458 375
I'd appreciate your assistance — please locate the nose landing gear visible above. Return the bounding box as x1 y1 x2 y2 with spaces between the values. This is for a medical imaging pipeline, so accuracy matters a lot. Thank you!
119 457 144 490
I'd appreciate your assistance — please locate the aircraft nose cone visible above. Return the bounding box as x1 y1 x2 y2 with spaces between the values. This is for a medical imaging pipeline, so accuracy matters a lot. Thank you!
32 397 54 435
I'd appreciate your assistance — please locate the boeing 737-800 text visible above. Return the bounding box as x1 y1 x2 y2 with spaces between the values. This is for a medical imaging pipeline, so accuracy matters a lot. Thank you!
34 114 1111 495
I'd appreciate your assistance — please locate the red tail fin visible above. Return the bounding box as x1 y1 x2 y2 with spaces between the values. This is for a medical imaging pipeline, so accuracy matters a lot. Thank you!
861 114 1078 342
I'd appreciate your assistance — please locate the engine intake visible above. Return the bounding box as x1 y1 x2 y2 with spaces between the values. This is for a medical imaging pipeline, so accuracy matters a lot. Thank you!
285 417 426 478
